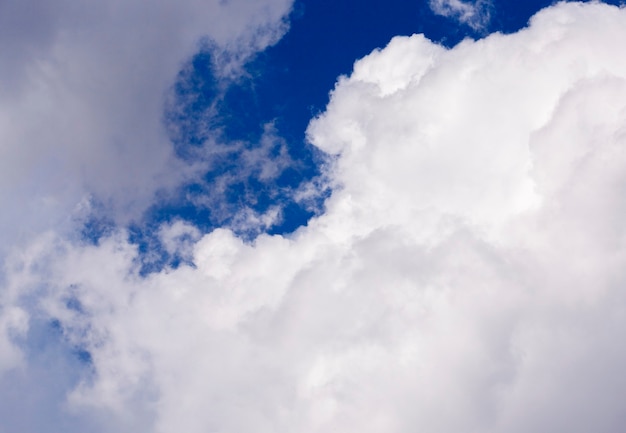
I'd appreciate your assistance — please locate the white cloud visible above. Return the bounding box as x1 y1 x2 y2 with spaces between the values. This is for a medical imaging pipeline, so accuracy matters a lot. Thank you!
0 0 293 253
4 1 626 432
429 0 493 30
0 0 293 429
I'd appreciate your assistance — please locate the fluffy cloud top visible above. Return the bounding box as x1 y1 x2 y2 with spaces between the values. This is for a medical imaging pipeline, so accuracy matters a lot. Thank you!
3 1 626 432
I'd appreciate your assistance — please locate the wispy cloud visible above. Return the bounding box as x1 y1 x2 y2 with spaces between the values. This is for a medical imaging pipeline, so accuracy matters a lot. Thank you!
0 0 294 253
429 0 493 30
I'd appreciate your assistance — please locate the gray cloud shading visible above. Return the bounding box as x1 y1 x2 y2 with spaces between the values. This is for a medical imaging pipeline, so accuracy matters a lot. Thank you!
0 0 293 254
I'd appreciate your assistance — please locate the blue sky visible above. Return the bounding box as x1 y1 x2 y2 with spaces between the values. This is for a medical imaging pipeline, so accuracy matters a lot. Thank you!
125 0 622 272
2 1 626 432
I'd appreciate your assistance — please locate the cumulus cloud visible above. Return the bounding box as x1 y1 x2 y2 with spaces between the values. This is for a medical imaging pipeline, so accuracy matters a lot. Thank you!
4 1 626 432
0 0 293 429
0 0 293 253
429 0 493 30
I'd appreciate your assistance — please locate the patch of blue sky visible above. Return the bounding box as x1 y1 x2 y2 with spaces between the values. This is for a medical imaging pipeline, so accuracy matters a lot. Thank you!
142 0 476 250
84 0 624 273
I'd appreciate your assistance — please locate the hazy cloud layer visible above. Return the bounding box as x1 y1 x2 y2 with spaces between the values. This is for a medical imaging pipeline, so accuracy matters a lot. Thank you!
4 2 626 432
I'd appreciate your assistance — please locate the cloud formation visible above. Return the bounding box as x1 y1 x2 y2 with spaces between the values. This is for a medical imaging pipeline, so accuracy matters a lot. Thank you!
4 1 626 432
429 0 492 30
0 0 293 252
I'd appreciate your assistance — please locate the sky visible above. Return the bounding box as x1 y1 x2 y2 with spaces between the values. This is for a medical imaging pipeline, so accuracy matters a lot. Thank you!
2 0 626 431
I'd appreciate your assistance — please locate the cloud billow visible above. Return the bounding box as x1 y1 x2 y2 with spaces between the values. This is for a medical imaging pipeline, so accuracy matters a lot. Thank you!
3 2 626 432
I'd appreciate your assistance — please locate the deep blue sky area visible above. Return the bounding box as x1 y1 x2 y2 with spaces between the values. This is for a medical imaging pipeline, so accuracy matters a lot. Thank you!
110 0 623 271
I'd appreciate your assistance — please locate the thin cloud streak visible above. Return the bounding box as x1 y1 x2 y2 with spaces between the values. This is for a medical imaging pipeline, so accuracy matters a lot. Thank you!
429 0 493 30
